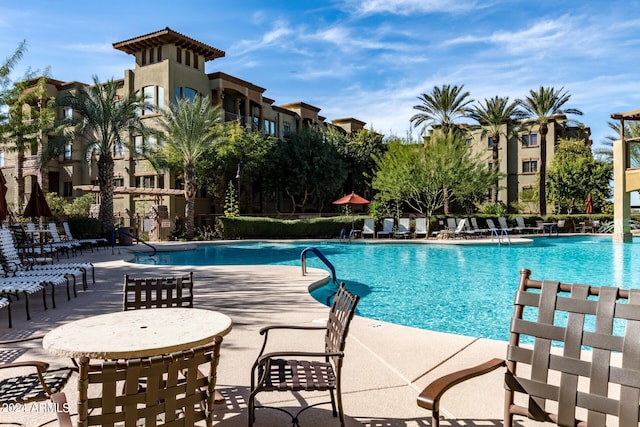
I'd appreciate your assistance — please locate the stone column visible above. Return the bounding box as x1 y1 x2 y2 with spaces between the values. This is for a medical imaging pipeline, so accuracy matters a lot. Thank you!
613 120 632 242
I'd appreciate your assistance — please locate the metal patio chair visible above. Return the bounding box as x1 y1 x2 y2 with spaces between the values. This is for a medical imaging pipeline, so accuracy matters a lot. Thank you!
249 282 360 426
418 268 640 427
123 272 194 310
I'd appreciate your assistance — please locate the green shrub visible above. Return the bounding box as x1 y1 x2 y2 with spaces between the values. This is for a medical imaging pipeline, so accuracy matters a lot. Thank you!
67 217 103 239
216 216 362 239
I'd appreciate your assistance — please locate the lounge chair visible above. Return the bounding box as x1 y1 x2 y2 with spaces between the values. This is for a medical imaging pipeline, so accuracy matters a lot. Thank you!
418 268 640 427
414 217 428 238
431 218 457 238
0 335 73 405
62 221 107 251
362 218 375 238
497 216 514 233
469 218 489 236
515 216 543 233
434 218 469 239
394 217 411 238
48 222 82 256
53 338 222 427
249 283 360 426
0 228 94 290
377 217 394 238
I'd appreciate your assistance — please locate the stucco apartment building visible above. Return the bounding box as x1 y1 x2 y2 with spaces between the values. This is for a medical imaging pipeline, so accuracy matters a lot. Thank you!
464 118 591 212
3 28 365 234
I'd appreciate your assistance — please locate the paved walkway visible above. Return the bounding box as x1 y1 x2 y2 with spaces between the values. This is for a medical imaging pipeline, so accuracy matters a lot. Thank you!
0 241 509 427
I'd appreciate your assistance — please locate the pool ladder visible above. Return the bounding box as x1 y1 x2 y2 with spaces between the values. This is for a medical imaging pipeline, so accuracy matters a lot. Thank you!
300 247 338 285
490 228 511 246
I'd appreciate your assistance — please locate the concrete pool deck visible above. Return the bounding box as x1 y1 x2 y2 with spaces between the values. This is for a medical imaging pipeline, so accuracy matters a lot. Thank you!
1 240 513 427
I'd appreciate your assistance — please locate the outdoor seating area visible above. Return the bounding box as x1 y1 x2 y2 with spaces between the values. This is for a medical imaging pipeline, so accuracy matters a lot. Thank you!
3 244 638 426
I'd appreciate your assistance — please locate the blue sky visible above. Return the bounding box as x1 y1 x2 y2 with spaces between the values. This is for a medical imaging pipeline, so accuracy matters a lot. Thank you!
2 0 640 151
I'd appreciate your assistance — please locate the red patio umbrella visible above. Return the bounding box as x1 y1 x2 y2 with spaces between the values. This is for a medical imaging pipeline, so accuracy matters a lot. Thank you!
585 193 593 217
332 192 370 206
0 169 8 221
332 192 370 231
24 180 52 219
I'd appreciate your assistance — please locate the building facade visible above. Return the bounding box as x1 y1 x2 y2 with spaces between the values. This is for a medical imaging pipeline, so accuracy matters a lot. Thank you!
2 28 366 236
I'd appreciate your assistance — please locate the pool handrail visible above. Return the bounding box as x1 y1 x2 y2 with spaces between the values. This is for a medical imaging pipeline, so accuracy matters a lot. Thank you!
300 246 337 284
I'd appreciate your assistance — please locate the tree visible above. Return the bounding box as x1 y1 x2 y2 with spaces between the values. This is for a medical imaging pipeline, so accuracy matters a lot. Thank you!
327 127 386 198
264 128 345 214
598 121 640 166
547 138 612 214
372 132 495 234
469 96 526 203
152 95 223 240
56 76 147 234
517 86 583 215
410 84 474 136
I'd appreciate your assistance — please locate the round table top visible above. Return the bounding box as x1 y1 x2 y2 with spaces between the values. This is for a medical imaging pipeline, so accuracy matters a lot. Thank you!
43 308 232 359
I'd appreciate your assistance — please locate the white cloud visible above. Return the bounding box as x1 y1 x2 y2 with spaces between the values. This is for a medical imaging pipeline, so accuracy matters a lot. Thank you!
345 0 486 16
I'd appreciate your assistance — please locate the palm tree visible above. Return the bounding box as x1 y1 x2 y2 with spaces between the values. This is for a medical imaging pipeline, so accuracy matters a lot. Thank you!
598 121 640 167
410 84 474 136
517 86 583 215
57 76 146 235
469 96 526 203
153 95 222 240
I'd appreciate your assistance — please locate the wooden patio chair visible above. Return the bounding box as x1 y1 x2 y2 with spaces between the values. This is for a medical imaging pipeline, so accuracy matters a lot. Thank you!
123 272 194 310
0 335 73 405
418 268 640 427
249 282 360 426
53 337 222 427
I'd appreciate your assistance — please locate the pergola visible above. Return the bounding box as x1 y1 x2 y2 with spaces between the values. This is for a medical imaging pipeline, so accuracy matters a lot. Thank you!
73 185 184 205
610 109 640 242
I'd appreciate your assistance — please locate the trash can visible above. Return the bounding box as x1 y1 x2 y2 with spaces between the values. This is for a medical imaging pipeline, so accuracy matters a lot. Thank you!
118 227 134 246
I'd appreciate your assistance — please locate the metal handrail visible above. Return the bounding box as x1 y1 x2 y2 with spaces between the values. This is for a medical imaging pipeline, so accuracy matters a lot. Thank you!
112 227 157 256
300 246 337 284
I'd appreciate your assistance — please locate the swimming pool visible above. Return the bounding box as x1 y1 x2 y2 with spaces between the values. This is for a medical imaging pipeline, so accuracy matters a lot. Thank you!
132 236 640 342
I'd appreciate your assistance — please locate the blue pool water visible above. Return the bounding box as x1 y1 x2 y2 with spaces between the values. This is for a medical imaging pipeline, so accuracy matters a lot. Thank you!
132 237 640 341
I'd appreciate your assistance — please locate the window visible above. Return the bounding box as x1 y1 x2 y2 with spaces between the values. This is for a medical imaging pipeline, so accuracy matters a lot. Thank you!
522 160 538 173
174 87 197 101
143 86 155 115
488 137 494 148
521 186 535 199
488 162 493 171
136 176 155 188
185 51 191 67
113 178 124 187
193 53 198 69
149 48 154 64
157 46 162 61
283 123 291 137
177 47 182 63
63 182 73 197
522 133 538 147
141 50 146 66
63 107 73 119
0 151 5 167
264 119 276 135
63 143 72 161
114 141 124 157
134 135 143 154
465 138 471 145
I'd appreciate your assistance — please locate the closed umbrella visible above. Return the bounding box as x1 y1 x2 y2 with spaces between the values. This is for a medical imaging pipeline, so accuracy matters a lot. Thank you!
24 180 52 219
585 193 593 217
0 169 8 221
332 192 370 231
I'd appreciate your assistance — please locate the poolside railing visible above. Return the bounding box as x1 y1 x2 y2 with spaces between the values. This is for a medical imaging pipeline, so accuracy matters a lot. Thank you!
300 247 338 284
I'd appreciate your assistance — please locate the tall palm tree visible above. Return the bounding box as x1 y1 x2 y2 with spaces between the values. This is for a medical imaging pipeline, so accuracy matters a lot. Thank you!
57 76 146 234
598 121 640 167
517 86 582 215
410 84 474 136
469 96 526 203
153 95 222 240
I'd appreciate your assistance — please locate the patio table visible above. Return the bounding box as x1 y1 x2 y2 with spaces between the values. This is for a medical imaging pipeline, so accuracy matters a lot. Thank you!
541 222 558 236
43 307 232 359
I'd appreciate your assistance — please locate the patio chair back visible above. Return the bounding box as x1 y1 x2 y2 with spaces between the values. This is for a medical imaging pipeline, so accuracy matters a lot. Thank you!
123 273 194 310
419 268 640 426
54 338 221 427
362 218 375 237
414 217 427 237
